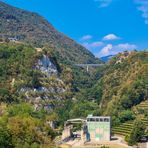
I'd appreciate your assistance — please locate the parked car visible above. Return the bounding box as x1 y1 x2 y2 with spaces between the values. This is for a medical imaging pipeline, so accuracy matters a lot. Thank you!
140 137 147 142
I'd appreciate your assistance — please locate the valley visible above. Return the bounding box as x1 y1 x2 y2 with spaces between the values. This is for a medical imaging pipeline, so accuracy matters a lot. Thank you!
0 1 148 148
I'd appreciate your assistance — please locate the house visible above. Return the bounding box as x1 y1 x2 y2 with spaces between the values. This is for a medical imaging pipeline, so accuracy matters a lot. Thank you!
86 115 111 142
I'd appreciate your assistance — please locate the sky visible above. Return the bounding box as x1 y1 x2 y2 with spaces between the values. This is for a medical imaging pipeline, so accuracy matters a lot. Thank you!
2 0 148 57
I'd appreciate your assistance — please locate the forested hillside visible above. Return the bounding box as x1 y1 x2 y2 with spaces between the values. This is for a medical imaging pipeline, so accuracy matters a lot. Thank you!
83 51 148 124
101 51 147 117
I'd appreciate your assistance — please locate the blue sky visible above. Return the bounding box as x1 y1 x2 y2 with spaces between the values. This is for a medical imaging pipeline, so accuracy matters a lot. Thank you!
3 0 148 57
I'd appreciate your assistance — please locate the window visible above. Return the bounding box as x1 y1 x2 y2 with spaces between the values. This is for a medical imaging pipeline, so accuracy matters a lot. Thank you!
104 118 109 122
100 118 103 122
96 118 100 122
90 118 95 122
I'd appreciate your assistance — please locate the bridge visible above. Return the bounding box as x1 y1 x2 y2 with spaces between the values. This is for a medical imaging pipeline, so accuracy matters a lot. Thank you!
75 64 105 72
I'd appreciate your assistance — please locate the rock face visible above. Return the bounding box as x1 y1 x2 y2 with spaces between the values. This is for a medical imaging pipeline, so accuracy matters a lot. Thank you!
20 55 67 110
36 55 58 77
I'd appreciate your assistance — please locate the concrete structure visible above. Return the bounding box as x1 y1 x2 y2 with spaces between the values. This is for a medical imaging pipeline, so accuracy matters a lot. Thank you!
87 115 111 142
62 118 86 141
62 125 73 140
75 64 105 72
62 115 111 143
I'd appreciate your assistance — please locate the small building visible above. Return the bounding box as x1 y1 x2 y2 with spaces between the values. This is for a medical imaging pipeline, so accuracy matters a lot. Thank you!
8 37 18 42
86 115 111 142
62 115 111 143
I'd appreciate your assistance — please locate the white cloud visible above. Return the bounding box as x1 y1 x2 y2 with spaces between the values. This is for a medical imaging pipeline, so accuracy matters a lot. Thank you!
103 34 120 41
80 35 93 41
82 41 104 49
94 0 148 24
135 0 148 24
97 43 137 57
94 0 112 8
90 41 104 47
116 43 137 50
99 44 113 56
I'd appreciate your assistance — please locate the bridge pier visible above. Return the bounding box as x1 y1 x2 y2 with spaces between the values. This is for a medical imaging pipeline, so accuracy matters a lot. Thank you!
87 66 89 72
75 64 105 72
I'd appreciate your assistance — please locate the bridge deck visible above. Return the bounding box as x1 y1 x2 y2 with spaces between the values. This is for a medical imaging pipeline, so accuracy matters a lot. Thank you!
75 64 104 67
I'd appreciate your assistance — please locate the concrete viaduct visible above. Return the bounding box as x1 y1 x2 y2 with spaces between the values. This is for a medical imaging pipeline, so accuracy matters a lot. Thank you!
75 64 105 72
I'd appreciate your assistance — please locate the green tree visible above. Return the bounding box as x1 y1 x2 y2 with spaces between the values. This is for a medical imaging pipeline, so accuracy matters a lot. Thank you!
0 119 13 148
119 110 135 123
127 118 145 145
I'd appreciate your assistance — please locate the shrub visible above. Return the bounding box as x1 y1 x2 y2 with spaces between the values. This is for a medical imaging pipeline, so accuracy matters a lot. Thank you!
127 118 145 145
119 110 135 123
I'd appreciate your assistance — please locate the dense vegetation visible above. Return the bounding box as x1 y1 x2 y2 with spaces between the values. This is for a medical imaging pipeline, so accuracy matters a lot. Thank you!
0 103 56 148
81 51 148 123
112 100 148 145
0 43 40 103
102 52 147 121
126 118 146 145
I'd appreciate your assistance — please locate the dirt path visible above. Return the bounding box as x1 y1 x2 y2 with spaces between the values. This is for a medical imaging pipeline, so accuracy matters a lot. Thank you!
60 135 132 148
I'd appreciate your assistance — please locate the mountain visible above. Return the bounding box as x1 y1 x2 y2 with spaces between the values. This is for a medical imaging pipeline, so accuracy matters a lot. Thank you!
0 1 100 64
87 51 148 120
100 55 115 62
0 1 102 124
102 51 147 114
